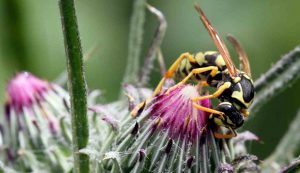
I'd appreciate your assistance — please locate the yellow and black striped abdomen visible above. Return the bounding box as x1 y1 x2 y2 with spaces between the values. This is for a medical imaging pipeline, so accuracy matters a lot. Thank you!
175 51 227 82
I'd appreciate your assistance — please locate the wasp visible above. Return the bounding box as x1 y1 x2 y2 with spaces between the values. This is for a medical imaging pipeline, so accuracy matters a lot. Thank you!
131 4 254 139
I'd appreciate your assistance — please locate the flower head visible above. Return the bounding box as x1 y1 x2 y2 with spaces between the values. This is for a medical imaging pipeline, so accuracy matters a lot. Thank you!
1 72 71 171
149 84 211 141
97 84 221 172
88 82 262 173
6 72 50 114
4 72 69 133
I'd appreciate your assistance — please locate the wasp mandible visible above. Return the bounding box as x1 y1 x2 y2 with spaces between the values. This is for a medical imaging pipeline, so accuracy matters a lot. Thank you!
131 4 255 139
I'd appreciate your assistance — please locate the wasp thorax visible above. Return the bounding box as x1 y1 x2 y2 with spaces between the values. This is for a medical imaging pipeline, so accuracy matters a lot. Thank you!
219 72 255 110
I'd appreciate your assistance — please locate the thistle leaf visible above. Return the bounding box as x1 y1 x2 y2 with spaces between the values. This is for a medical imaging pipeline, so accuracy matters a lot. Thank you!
250 46 300 115
122 0 146 85
139 4 167 86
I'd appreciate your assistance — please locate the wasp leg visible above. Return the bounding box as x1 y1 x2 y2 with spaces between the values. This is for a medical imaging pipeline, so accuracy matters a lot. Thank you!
152 53 197 96
166 66 219 94
241 109 250 118
192 103 224 118
214 132 236 139
192 82 231 101
131 53 196 117
213 127 237 139
164 52 196 78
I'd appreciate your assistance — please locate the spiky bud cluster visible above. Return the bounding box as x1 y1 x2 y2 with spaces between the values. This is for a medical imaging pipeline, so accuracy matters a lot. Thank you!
86 84 258 172
1 72 72 172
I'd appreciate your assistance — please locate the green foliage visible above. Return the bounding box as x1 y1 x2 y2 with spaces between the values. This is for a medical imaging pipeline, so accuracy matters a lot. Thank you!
59 0 89 171
1 1 300 173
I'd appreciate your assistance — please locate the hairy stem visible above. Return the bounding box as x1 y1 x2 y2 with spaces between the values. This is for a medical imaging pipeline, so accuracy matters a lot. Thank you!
59 0 89 172
157 48 167 76
139 4 167 86
278 157 300 173
122 0 146 85
250 46 300 115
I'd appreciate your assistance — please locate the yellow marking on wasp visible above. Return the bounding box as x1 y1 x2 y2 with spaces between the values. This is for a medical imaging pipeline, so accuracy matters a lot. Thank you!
231 85 243 101
233 103 241 110
219 101 231 105
195 52 207 65
234 77 241 83
214 118 224 126
243 73 252 80
215 54 226 67
204 51 217 55
231 83 251 108
185 60 192 73
179 59 187 71
226 118 234 125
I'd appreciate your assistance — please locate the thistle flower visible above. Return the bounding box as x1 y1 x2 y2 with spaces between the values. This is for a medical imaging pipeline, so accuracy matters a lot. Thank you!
86 84 219 172
84 82 262 173
1 72 72 171
148 84 210 142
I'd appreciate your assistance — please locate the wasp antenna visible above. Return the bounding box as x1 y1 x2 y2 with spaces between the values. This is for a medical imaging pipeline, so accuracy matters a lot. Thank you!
227 34 251 77
194 3 238 78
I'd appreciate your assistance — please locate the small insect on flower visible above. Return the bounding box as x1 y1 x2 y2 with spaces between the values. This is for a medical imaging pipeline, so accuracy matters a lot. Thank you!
132 3 255 139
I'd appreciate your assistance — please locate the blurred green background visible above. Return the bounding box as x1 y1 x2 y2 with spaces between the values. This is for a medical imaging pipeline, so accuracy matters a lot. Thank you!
1 0 300 159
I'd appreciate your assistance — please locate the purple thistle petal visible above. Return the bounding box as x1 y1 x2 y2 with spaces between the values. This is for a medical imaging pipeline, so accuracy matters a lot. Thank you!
148 84 211 142
6 72 50 114
234 131 260 144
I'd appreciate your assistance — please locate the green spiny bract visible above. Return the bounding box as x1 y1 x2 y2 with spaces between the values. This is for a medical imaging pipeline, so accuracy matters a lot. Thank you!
88 84 260 173
1 72 72 172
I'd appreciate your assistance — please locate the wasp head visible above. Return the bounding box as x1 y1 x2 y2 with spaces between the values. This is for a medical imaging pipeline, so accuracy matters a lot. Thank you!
211 102 244 129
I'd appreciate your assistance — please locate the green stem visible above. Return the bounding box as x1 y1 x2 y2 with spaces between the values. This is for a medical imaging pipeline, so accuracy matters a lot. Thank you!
58 0 89 172
278 157 300 173
122 0 146 85
250 46 300 116
139 4 167 86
